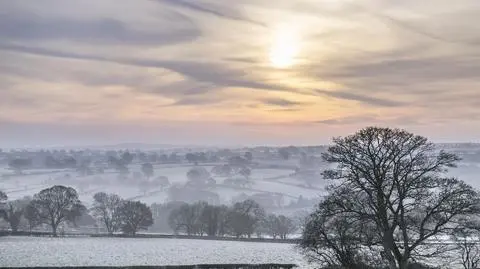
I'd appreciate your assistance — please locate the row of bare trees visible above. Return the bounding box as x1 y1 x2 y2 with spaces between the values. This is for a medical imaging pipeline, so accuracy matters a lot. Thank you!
2 188 295 239
91 192 153 235
0 186 153 236
167 200 297 239
299 127 480 269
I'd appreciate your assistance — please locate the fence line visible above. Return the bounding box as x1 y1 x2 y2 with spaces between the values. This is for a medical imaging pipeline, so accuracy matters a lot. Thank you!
2 264 297 269
0 231 299 244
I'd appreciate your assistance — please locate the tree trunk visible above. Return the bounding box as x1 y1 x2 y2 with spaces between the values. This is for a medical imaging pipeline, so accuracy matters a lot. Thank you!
398 256 409 269
381 225 398 269
51 223 58 237
382 242 398 269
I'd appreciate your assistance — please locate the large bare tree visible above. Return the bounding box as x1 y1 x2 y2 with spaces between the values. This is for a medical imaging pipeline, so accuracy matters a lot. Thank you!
30 185 85 236
321 127 480 269
91 192 123 235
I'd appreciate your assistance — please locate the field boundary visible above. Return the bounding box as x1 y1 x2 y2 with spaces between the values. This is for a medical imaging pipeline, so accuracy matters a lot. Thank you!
0 231 299 244
0 264 297 269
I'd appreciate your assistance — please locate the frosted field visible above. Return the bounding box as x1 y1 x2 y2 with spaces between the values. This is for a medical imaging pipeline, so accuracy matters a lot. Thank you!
0 237 312 268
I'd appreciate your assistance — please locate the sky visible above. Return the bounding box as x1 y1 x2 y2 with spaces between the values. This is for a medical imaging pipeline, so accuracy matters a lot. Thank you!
0 0 479 148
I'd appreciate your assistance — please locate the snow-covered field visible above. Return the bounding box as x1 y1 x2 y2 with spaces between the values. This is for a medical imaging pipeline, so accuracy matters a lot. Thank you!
0 236 312 268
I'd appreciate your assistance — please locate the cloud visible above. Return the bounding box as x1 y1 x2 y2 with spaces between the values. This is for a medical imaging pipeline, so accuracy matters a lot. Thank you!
169 96 221 106
261 98 305 107
0 9 200 46
268 108 302 113
326 57 480 86
0 88 39 107
315 115 378 125
314 115 424 126
316 89 403 107
156 0 266 27
359 4 480 46
0 43 304 96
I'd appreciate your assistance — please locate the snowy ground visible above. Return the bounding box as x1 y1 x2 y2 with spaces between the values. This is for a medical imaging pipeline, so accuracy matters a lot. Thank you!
0 236 312 268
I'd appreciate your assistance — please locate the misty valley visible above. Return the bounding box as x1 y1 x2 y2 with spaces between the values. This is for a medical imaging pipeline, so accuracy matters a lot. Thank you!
1 0 479 268
2 132 480 268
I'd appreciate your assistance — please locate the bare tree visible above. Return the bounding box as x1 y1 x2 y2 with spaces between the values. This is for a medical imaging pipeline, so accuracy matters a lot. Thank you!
199 204 229 237
24 201 41 231
452 226 480 269
118 200 153 236
228 199 265 238
168 202 204 235
263 214 296 239
244 151 253 162
91 192 123 235
276 215 296 239
0 190 7 218
185 153 197 164
3 198 29 232
0 190 6 203
150 201 183 233
239 167 251 179
186 167 211 188
300 190 380 269
154 176 170 190
141 163 154 179
322 127 480 269
264 214 280 239
30 185 85 236
121 151 134 165
8 158 32 174
211 164 232 177
278 148 290 160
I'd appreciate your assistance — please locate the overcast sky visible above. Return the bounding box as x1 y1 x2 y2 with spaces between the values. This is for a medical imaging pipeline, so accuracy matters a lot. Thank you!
0 0 479 148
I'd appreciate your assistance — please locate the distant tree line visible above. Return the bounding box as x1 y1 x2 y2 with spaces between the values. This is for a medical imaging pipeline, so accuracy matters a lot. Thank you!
166 199 296 239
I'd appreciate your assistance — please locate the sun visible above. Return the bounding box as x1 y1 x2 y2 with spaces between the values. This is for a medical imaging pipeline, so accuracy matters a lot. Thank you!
269 26 300 68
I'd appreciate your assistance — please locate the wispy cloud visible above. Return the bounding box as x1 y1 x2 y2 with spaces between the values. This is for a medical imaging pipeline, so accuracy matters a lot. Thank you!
261 98 305 107
0 43 306 97
0 7 200 46
315 115 378 125
170 96 221 106
156 0 266 27
315 89 403 107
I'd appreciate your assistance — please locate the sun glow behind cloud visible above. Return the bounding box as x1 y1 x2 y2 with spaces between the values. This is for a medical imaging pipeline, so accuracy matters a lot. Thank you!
269 25 301 68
